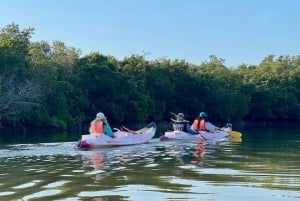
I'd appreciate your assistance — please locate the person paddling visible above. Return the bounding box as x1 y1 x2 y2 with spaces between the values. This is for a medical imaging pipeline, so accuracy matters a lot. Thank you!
89 112 114 137
171 113 198 134
191 112 217 133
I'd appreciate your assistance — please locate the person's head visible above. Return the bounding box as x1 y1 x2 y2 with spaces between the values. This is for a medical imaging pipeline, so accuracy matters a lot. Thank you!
177 113 184 121
96 112 107 120
199 112 207 119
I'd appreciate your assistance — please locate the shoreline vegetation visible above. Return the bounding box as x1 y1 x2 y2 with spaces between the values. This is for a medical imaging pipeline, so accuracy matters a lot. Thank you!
0 23 300 133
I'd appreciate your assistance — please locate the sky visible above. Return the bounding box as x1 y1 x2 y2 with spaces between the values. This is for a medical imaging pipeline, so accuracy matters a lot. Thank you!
1 0 300 67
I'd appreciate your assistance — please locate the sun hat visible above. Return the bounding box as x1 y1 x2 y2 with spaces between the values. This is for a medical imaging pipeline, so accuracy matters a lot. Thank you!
96 112 107 119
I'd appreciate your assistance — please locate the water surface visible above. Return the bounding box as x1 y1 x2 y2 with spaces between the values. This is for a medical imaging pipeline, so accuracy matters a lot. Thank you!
0 126 299 201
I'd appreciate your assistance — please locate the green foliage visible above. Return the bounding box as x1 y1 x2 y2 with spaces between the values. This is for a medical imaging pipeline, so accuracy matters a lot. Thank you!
1 23 300 131
0 23 33 76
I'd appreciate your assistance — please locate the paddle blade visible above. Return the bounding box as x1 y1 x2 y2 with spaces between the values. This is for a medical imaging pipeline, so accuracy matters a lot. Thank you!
228 130 242 138
230 136 242 143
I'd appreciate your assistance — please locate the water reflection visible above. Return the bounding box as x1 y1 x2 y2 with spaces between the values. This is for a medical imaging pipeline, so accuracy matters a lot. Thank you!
191 141 206 166
82 151 105 170
0 134 299 201
92 198 109 201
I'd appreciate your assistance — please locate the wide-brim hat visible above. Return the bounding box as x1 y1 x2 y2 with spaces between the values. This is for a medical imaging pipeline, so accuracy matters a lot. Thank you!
96 112 107 119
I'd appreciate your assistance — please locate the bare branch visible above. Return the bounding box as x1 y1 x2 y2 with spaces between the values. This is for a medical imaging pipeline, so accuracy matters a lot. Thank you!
0 74 43 125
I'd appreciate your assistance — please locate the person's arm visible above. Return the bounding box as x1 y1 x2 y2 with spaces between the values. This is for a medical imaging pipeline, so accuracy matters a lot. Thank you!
187 122 199 134
89 120 95 133
104 124 114 137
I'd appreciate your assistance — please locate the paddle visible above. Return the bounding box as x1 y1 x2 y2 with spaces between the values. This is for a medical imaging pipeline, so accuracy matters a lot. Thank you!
229 130 242 138
169 112 178 118
170 117 189 123
218 128 242 138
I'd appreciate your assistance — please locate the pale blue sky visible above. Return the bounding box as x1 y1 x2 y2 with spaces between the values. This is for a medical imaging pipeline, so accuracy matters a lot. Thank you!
1 0 300 67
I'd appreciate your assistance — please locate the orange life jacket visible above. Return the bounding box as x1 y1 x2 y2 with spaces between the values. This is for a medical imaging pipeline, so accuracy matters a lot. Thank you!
192 119 206 131
90 120 104 134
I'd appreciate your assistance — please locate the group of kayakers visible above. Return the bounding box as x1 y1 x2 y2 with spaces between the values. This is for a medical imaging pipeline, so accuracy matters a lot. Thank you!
171 112 217 134
89 111 218 137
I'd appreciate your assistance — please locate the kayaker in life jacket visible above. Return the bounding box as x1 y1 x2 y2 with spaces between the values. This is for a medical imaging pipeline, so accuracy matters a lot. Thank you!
89 112 114 137
171 113 187 131
171 113 198 134
191 112 217 133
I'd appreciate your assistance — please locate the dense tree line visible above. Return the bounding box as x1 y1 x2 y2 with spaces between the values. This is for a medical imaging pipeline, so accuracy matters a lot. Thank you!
0 24 299 131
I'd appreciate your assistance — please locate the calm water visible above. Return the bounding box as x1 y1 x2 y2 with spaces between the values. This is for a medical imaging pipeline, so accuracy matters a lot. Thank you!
0 125 300 201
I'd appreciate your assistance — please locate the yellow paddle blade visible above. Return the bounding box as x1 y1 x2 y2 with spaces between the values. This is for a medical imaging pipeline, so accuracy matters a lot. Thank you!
228 130 242 138
230 136 242 143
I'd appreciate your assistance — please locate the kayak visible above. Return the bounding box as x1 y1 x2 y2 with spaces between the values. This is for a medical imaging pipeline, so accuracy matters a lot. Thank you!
77 122 156 149
160 128 229 141
167 112 242 139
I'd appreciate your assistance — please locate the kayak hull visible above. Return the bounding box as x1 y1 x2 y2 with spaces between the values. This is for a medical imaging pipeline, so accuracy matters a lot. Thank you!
161 129 229 141
77 122 156 149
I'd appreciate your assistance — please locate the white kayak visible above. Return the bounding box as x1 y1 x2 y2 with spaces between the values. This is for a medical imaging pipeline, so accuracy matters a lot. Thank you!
77 122 156 149
161 127 230 141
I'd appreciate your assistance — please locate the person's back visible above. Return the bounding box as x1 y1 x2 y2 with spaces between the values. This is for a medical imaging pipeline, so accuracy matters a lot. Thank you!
89 119 104 134
172 113 191 132
172 113 198 134
191 112 216 133
192 118 205 131
89 112 114 137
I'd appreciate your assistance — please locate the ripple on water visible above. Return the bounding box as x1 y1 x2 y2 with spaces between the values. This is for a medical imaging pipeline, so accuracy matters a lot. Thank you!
22 189 62 200
43 180 70 188
54 198 81 201
72 170 85 173
0 142 78 158
144 163 159 168
112 167 126 171
85 169 106 175
0 192 15 196
78 184 195 200
12 180 42 189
